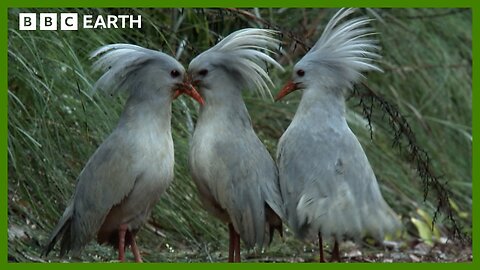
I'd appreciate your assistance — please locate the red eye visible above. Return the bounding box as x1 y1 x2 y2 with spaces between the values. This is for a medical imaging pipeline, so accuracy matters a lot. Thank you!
171 69 180 78
297 69 305 77
198 69 208 76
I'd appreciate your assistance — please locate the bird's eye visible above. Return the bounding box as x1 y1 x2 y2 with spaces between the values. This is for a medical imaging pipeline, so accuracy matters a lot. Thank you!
170 69 180 78
297 69 305 77
198 69 208 76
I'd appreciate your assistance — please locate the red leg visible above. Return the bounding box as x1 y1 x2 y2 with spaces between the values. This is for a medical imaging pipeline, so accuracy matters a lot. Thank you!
234 231 241 262
318 233 326 263
331 240 340 262
118 224 128 262
130 235 143 263
228 223 235 262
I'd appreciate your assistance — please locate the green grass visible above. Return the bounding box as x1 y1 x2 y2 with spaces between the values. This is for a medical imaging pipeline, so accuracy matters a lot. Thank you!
7 8 471 262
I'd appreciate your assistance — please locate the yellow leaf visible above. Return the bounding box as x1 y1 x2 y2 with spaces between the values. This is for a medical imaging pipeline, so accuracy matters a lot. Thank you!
416 208 441 240
411 217 434 246
449 198 470 219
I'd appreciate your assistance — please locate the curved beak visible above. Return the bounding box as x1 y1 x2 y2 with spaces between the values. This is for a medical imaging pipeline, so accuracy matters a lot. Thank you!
173 82 205 105
275 80 301 101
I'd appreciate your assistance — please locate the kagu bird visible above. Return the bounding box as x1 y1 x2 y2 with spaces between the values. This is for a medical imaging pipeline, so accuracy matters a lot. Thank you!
276 9 401 262
188 29 285 262
43 44 204 262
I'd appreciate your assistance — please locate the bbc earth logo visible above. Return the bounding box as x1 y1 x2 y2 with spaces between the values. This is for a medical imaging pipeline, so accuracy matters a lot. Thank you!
19 13 142 30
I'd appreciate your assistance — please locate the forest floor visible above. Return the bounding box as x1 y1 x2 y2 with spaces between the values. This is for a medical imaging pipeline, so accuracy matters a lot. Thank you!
9 220 472 263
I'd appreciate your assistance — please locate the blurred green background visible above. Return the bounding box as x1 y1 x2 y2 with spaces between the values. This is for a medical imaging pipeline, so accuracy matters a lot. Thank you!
7 8 471 262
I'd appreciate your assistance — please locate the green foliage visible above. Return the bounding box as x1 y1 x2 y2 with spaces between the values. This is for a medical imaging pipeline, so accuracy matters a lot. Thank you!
7 8 471 262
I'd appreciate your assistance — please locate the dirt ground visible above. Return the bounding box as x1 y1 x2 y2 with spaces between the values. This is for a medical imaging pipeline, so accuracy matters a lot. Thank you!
9 221 472 263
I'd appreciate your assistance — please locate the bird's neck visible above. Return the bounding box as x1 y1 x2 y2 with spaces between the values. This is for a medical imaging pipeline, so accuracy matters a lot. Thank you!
296 87 347 120
198 87 251 128
118 93 173 133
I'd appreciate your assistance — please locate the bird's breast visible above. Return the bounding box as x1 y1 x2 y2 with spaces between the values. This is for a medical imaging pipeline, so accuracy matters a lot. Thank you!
129 124 175 187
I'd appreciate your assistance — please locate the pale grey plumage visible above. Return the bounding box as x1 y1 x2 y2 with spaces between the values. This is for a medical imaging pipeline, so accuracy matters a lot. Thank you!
188 28 285 249
276 8 400 242
44 44 184 257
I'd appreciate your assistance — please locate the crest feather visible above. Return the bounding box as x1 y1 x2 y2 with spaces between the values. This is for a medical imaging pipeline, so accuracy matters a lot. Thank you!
303 8 382 89
192 28 284 98
90 44 177 95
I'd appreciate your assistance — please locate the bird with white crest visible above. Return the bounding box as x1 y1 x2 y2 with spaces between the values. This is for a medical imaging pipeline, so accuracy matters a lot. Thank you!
43 44 204 262
275 8 401 262
187 28 285 262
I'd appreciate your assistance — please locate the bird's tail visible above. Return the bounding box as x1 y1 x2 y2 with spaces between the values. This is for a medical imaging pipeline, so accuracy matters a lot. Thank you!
303 8 382 90
42 204 74 257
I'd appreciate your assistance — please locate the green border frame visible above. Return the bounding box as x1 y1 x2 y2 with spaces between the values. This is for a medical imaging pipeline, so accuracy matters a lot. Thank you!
1 0 476 269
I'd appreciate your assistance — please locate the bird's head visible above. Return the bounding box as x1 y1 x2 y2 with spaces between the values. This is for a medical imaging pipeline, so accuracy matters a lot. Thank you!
274 61 314 101
187 28 284 102
187 52 231 92
275 8 382 101
90 44 204 105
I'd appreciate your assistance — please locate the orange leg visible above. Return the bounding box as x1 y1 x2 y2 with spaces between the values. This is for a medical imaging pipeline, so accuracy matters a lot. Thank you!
130 235 143 263
331 240 340 262
318 233 326 263
118 224 128 262
228 223 235 262
234 231 241 262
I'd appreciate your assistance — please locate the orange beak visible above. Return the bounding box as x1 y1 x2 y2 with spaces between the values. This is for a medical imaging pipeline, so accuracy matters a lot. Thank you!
275 80 301 101
173 82 205 105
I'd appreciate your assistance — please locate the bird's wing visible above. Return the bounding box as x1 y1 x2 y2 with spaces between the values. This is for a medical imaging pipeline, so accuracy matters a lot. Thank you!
191 134 272 248
252 137 285 244
218 138 268 248
276 126 317 238
278 124 399 241
251 136 285 222
66 130 141 253
331 127 400 240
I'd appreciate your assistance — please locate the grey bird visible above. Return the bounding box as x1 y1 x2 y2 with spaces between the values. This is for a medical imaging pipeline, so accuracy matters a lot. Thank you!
188 29 285 262
275 8 401 262
43 44 204 262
